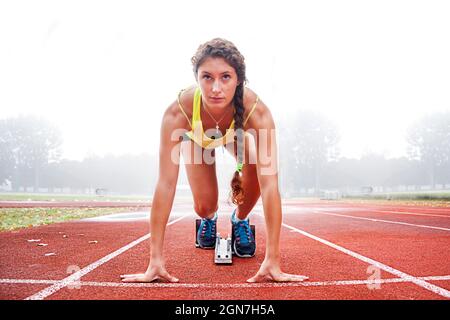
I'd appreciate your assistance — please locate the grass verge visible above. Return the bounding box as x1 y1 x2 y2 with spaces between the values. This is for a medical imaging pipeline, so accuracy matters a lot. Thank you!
0 207 144 232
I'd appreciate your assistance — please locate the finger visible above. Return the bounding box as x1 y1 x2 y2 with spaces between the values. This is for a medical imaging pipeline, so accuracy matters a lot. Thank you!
121 276 140 283
246 273 267 283
285 274 309 281
122 276 148 283
271 274 292 282
120 274 144 279
120 274 147 281
291 275 309 281
272 273 309 282
121 274 158 283
160 270 179 283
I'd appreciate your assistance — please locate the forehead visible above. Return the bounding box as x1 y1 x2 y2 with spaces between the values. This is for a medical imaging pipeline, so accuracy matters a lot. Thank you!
198 56 236 74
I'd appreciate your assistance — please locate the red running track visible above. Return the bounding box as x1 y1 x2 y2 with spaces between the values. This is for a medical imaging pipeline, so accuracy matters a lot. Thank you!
0 199 449 300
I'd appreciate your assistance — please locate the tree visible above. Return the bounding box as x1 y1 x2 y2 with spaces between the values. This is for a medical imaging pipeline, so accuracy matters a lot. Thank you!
0 115 63 190
279 110 340 194
407 112 450 187
0 121 15 185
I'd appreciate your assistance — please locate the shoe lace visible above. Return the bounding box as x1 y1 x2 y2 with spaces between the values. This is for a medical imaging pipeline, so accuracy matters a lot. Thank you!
235 220 252 245
201 219 216 239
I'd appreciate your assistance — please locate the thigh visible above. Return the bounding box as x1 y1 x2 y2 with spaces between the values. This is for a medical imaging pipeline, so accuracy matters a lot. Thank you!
181 139 219 212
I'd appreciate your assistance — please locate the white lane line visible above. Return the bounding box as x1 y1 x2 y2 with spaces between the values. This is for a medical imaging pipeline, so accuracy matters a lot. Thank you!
312 210 450 232
281 222 450 298
370 206 450 213
24 214 189 300
1 279 57 285
291 203 450 215
2 275 450 289
372 210 450 218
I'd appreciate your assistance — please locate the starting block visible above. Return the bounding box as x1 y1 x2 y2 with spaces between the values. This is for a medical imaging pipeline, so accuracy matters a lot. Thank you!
195 219 201 248
214 233 232 264
195 218 256 264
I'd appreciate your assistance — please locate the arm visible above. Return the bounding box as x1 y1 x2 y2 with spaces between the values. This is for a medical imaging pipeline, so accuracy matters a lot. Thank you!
121 103 183 283
247 100 308 283
149 108 181 264
150 105 180 261
250 106 281 261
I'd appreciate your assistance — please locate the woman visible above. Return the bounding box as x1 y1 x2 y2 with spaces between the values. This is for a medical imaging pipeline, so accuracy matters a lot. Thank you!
120 38 308 283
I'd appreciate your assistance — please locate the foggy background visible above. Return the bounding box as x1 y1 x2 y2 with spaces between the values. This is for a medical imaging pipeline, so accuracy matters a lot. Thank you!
1 1 449 198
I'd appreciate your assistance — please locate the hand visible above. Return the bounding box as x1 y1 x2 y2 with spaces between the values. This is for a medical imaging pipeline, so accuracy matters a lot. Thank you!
120 263 179 283
247 259 309 283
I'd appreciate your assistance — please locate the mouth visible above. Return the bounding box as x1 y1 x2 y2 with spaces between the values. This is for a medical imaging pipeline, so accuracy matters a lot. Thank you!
209 97 225 102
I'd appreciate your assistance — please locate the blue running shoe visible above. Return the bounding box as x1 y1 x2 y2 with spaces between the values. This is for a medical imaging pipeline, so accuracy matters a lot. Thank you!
231 209 256 257
196 214 217 249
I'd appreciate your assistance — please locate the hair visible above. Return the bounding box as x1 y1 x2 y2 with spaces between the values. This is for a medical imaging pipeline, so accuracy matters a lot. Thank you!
191 38 246 205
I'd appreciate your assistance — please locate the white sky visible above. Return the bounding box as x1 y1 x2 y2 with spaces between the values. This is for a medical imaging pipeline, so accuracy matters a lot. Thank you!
1 0 449 161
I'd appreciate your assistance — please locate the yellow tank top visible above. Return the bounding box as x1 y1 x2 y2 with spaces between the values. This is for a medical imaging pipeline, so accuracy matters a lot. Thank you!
177 86 259 150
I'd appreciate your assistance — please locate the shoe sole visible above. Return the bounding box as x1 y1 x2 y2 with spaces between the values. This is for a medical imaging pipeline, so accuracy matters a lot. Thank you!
233 241 255 258
196 243 215 250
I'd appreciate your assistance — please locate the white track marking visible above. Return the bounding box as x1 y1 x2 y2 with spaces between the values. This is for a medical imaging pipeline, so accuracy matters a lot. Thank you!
24 214 189 300
1 279 56 285
281 222 450 298
285 203 450 214
312 210 450 232
2 275 450 289
368 206 450 213
372 210 450 218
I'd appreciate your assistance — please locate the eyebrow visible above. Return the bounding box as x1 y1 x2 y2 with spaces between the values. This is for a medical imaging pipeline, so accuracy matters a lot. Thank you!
200 71 232 75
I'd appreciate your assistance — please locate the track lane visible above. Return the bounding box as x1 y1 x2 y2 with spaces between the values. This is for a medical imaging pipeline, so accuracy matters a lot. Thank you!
2 201 449 300
48 211 447 299
282 209 450 280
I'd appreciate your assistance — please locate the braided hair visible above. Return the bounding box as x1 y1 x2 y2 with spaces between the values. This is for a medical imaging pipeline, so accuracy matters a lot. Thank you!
191 38 247 205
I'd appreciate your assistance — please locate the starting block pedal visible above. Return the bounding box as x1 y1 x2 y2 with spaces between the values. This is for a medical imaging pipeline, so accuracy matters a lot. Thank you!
214 233 232 264
195 219 201 248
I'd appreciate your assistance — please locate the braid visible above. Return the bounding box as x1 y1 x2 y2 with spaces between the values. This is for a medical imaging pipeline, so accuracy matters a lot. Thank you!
230 83 245 205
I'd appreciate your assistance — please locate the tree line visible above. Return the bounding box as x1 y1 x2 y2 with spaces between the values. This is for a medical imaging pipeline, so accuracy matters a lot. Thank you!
1 112 449 196
278 110 450 195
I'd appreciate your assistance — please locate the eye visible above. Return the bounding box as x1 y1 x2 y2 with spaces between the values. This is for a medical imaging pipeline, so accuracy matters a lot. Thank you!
223 74 231 80
202 75 211 80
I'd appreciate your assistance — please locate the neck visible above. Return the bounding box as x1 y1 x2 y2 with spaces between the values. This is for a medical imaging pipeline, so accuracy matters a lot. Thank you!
202 102 234 118
203 101 233 113
201 102 235 130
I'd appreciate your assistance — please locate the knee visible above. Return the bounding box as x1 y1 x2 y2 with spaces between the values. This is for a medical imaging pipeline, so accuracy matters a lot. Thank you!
194 201 218 219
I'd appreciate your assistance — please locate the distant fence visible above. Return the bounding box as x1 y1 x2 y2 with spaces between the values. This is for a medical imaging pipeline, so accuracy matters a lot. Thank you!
3 183 450 199
0 185 108 195
281 184 450 198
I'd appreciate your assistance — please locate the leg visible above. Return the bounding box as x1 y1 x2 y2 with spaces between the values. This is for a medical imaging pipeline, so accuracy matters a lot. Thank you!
225 132 261 220
181 139 219 219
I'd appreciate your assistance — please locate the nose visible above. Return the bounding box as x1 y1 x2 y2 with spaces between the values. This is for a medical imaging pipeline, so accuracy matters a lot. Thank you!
212 80 221 93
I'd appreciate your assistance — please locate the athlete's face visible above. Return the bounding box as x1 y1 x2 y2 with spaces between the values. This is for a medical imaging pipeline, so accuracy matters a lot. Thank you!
196 57 240 109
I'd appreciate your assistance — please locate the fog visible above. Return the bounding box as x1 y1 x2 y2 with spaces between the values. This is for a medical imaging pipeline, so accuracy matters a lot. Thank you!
1 1 449 196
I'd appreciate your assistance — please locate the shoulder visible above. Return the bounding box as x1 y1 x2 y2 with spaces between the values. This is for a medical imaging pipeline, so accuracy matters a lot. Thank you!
163 85 196 129
178 84 196 114
243 87 274 129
